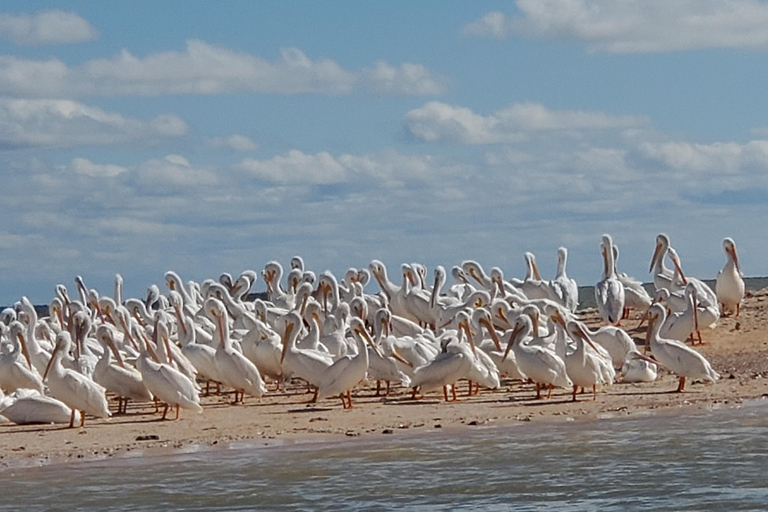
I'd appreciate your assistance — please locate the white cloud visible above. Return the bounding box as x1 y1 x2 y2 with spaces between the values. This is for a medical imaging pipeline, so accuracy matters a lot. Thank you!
0 40 445 98
464 0 768 53
0 10 97 46
405 101 647 144
67 157 127 178
210 134 258 152
134 154 219 190
238 150 348 184
0 98 187 149
361 61 446 95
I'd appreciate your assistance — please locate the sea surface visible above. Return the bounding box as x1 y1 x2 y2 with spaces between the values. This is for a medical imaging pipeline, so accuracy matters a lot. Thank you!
1 400 767 511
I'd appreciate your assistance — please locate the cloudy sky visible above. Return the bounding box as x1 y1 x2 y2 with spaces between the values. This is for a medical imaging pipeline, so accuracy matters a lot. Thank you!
1 1 766 305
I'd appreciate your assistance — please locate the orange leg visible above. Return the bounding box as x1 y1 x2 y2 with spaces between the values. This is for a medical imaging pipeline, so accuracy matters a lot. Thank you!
676 376 686 392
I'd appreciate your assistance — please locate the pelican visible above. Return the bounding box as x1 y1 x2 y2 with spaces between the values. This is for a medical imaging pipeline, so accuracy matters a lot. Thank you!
409 323 482 402
134 329 202 420
659 283 701 344
716 237 745 316
549 247 579 313
317 318 382 408
613 245 652 319
43 332 111 428
649 233 678 292
645 304 719 392
518 252 551 300
239 318 285 389
206 298 267 403
280 311 334 402
0 388 80 425
0 321 44 394
93 325 153 414
503 315 572 399
555 318 613 401
595 234 625 325
621 350 658 383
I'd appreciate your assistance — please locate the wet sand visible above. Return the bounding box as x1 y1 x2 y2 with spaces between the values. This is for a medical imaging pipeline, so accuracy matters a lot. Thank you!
2 288 767 469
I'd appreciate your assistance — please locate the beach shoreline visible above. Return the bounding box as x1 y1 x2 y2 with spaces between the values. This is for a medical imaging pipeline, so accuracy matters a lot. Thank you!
2 288 767 471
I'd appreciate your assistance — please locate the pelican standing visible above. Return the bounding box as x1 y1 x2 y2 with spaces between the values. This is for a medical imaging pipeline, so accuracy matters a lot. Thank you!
645 304 719 392
716 237 745 316
206 298 267 403
317 318 382 408
549 247 579 313
0 321 44 394
94 325 153 414
503 315 572 399
595 234 625 325
43 332 111 428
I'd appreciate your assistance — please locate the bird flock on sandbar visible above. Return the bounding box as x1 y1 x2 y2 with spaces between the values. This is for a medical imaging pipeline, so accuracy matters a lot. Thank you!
0 234 744 427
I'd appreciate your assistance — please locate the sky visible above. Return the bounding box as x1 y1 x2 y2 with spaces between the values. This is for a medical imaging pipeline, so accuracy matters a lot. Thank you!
0 0 766 306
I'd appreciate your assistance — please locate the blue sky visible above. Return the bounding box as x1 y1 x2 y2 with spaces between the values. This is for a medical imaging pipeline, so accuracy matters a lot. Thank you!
0 1 766 305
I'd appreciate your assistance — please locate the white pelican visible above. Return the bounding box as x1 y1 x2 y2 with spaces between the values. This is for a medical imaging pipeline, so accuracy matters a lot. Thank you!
666 247 719 329
134 326 202 420
0 321 44 394
518 252 551 300
716 237 745 316
649 233 678 292
206 298 267 403
170 292 223 394
0 388 80 425
577 321 636 370
560 320 614 401
503 315 572 399
94 325 153 414
43 332 111 428
549 247 579 313
470 308 525 382
317 318 381 408
280 311 334 402
239 318 285 389
621 351 658 383
409 325 482 402
595 234 625 326
613 245 652 319
659 283 701 344
645 304 719 392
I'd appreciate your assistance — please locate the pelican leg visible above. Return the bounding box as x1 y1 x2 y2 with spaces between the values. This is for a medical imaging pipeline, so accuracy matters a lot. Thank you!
676 376 686 392
204 380 210 396
451 384 458 401
175 405 180 420
467 380 473 396
161 403 169 420
443 385 449 402
696 330 703 345
339 393 347 408
310 387 318 403
592 384 597 401
375 380 382 396
154 397 159 413
386 381 391 396
535 383 542 400
80 411 86 428
736 303 741 317
69 409 76 428
547 384 553 399
412 387 419 400
572 384 578 402
346 390 354 408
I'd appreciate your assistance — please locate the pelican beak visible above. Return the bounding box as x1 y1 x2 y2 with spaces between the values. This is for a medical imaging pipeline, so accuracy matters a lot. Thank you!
43 341 64 382
429 273 440 309
17 332 32 370
280 321 294 364
390 347 412 367
461 320 477 356
469 268 481 285
480 317 502 351
359 327 383 358
649 242 662 273
532 259 542 281
670 253 688 284
502 323 523 363
731 246 742 275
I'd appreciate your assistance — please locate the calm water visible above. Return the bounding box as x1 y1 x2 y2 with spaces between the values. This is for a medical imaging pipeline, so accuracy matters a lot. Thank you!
2 401 767 511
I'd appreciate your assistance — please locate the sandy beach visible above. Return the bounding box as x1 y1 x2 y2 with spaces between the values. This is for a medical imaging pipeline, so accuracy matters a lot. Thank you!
2 287 767 470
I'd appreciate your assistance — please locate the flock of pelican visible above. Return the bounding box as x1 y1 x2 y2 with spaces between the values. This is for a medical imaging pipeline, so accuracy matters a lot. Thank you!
0 234 744 427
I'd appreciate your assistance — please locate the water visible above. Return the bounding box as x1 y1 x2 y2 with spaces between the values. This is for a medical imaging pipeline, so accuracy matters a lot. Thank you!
2 401 768 510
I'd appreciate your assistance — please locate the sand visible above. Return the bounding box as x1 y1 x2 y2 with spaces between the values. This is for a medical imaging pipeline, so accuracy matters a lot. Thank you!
2 288 767 469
